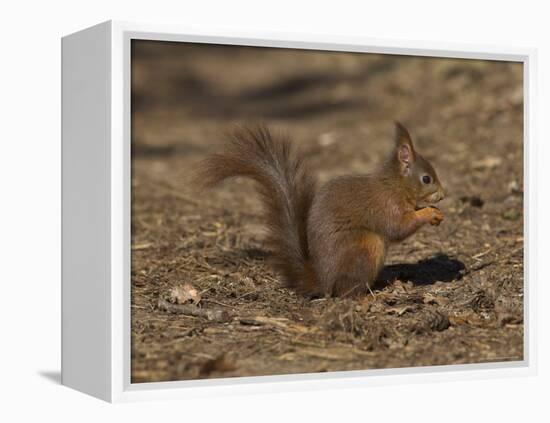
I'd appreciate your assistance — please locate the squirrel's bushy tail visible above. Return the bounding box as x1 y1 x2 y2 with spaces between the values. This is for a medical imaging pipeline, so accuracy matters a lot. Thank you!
195 125 317 293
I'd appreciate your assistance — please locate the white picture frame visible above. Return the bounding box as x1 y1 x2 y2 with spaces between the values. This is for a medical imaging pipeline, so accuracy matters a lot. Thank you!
61 20 537 403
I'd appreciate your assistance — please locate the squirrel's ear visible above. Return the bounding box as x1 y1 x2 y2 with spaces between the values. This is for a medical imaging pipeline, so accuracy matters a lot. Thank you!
394 122 415 172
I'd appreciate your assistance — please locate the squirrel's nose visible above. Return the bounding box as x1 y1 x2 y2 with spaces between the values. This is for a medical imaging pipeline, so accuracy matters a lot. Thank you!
439 188 446 201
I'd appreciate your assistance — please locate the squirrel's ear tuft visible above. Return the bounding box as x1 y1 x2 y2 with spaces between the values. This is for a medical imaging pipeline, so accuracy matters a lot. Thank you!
394 122 414 147
394 122 415 171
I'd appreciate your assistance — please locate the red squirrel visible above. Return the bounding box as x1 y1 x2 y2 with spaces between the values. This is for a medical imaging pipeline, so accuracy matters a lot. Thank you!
196 123 445 297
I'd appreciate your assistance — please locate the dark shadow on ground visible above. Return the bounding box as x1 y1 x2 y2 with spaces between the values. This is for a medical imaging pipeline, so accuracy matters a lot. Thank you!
378 254 465 286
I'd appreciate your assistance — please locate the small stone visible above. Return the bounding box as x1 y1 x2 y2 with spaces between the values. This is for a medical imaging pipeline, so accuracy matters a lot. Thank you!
318 132 336 147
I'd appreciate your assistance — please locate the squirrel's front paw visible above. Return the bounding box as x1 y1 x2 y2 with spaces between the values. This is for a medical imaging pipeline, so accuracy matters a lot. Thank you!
426 207 444 226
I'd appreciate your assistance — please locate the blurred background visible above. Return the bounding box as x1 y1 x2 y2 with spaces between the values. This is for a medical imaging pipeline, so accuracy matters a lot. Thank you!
131 40 523 186
131 40 524 382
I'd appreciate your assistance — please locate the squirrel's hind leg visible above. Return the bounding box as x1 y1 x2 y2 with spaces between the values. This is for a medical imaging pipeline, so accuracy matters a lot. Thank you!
330 233 387 297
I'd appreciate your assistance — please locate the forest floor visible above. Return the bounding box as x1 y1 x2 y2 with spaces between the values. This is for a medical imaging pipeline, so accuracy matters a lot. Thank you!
130 41 524 382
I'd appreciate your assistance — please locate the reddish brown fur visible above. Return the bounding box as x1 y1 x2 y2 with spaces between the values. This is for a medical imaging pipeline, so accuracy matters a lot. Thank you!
194 125 316 291
195 123 445 297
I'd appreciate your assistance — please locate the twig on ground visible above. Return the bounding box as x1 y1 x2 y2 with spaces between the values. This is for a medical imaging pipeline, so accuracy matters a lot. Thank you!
202 298 236 309
472 248 492 260
238 316 311 334
157 299 231 322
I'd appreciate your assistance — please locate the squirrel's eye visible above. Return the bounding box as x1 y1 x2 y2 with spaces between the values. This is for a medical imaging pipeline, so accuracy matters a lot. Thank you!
422 175 432 184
